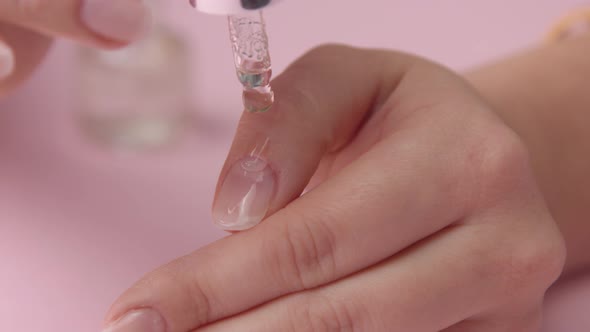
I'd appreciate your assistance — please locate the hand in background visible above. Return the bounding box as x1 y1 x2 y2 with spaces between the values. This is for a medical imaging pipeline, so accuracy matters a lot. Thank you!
102 45 566 332
0 0 150 97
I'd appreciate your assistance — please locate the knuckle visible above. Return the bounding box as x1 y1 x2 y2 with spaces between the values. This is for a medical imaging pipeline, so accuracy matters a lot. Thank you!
272 215 338 290
493 233 566 294
290 294 357 332
467 124 533 205
136 259 216 327
158 257 214 326
479 127 529 183
463 122 567 295
186 279 213 325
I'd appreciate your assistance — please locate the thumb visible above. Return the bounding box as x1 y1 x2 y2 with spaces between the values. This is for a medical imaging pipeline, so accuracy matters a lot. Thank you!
0 0 150 46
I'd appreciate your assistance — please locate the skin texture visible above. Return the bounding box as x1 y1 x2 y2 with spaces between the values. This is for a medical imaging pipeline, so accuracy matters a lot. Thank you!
102 45 567 332
467 33 590 276
1 2 588 331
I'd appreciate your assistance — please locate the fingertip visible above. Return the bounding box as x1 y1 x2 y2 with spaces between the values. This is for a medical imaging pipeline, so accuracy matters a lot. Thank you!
80 0 153 44
0 40 15 81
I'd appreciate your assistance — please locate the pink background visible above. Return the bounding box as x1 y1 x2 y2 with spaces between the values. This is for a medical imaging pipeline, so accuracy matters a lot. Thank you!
1 1 589 331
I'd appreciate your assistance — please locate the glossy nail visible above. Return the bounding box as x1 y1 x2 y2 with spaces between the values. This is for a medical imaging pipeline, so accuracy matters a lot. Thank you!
80 0 151 43
213 156 275 231
0 42 15 80
102 309 165 332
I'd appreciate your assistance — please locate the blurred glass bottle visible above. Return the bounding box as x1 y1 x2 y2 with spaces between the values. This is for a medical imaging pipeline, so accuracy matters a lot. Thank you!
76 1 191 151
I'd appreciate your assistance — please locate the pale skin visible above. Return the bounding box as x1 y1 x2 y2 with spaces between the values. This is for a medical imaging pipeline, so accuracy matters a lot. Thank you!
1 2 589 332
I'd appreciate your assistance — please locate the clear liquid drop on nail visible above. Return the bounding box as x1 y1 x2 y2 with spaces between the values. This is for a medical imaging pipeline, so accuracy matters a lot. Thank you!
229 11 274 113
241 156 268 172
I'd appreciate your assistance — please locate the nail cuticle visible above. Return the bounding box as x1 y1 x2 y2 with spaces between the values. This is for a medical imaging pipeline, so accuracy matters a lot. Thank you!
241 156 268 173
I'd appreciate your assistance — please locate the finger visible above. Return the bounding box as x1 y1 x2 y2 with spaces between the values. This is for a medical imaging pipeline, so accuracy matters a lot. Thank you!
103 47 525 331
0 23 51 97
0 0 151 47
104 127 471 332
211 44 412 230
198 223 554 332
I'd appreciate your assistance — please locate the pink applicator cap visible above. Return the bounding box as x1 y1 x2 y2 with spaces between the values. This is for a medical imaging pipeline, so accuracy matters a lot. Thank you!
191 0 282 15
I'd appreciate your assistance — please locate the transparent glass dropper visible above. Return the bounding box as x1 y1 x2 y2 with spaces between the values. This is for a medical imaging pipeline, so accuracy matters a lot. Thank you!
228 11 274 113
189 0 275 112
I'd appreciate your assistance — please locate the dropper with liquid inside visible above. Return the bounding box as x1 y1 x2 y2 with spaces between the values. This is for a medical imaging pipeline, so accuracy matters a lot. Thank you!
228 11 274 113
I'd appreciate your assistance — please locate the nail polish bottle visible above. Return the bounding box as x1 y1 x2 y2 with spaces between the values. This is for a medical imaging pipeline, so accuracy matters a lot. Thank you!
75 1 192 151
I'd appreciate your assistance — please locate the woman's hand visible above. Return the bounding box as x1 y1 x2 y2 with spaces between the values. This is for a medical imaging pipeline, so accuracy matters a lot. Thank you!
0 0 150 96
102 45 566 332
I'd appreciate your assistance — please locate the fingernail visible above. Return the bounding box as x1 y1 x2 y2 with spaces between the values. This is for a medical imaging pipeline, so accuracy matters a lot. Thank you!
0 42 15 80
81 0 152 43
102 309 165 332
213 156 276 231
